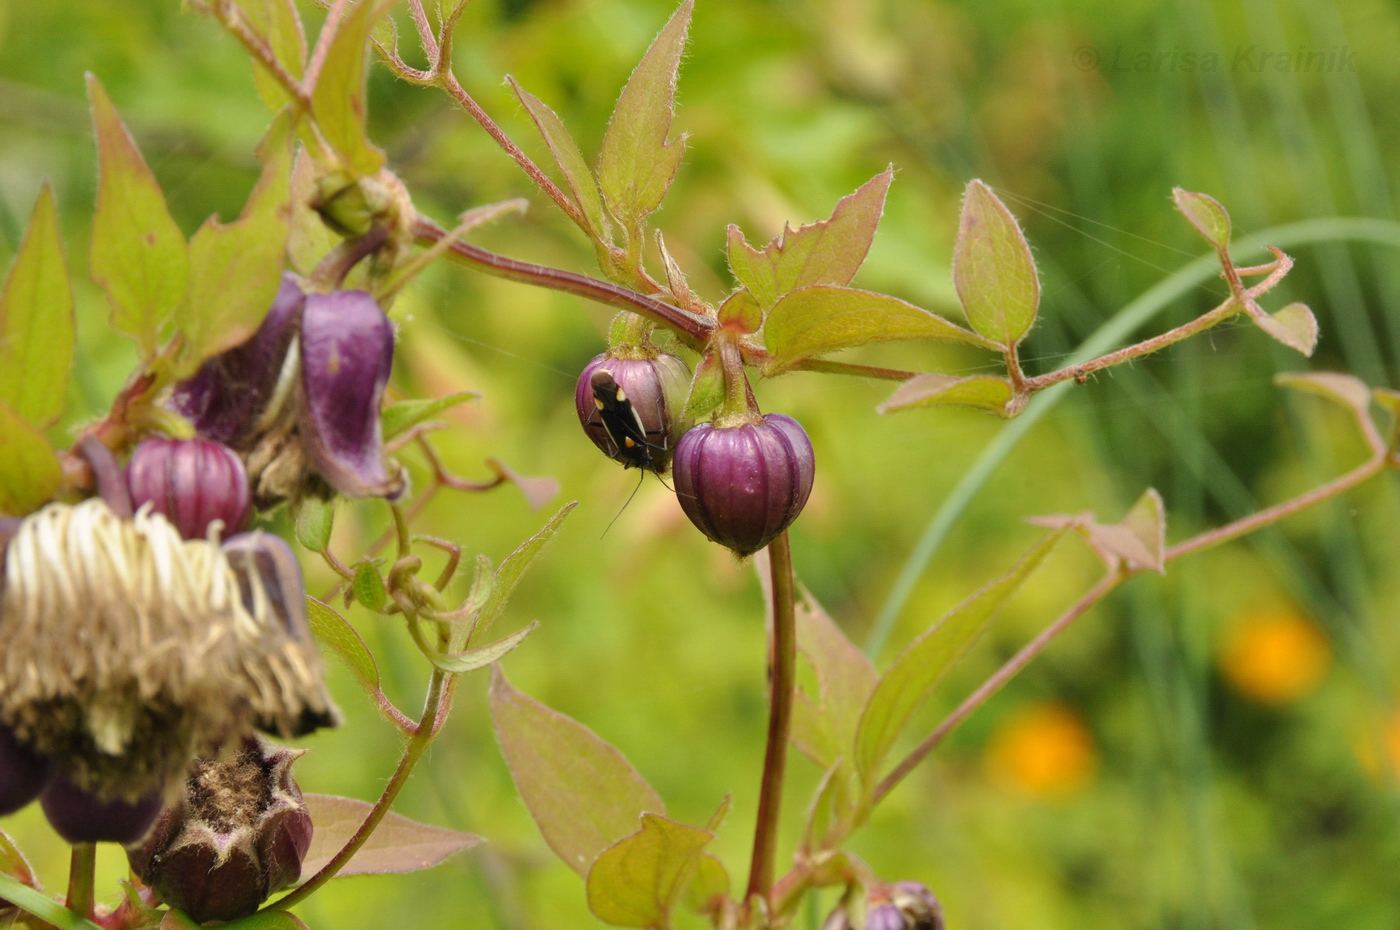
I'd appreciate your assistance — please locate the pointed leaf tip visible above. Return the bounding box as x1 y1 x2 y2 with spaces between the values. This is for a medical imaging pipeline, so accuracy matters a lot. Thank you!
1252 302 1318 356
953 180 1040 347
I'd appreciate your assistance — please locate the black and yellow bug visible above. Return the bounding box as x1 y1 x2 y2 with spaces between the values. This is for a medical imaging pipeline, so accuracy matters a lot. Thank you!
587 368 671 472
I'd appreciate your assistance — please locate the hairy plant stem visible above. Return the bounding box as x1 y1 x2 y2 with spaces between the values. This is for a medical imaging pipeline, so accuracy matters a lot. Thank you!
64 844 96 922
270 665 450 911
747 531 797 909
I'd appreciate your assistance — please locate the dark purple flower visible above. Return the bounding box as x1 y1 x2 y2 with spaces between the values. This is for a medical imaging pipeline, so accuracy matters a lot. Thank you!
575 352 690 473
891 882 945 930
297 290 400 498
0 722 51 817
41 772 164 844
127 436 252 540
672 413 815 556
128 737 313 923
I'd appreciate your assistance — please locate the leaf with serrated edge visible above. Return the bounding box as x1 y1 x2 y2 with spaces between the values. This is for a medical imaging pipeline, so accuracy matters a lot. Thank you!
1275 370 1373 433
878 373 1015 417
792 587 876 768
952 180 1039 348
382 391 481 440
853 528 1067 783
1171 188 1231 250
423 621 538 674
684 353 723 421
300 794 481 878
508 78 608 239
0 184 74 429
726 168 893 309
586 813 712 929
1251 302 1317 356
178 112 292 372
0 401 61 517
305 596 382 703
87 74 188 357
765 285 993 371
243 0 307 112
597 0 691 230
469 502 575 647
717 288 762 334
490 667 664 876
310 0 395 175
215 910 309 930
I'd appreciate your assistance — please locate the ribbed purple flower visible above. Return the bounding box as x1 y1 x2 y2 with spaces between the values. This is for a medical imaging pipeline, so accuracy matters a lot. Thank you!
0 722 51 817
40 772 164 845
672 414 815 556
127 436 252 540
171 275 402 503
128 737 313 923
575 352 690 473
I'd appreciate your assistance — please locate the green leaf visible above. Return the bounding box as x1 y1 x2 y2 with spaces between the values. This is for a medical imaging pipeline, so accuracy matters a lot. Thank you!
725 167 893 309
242 0 307 112
791 587 877 769
288 147 339 276
0 873 102 930
215 911 309 930
1171 187 1232 250
508 77 608 239
0 401 61 517
0 830 34 886
683 353 723 421
1036 488 1166 574
470 502 576 646
381 391 481 440
490 667 664 876
177 112 293 372
300 794 482 878
86 73 188 358
764 286 994 373
0 184 74 429
683 853 729 916
877 373 1017 417
656 231 694 306
585 813 713 929
309 0 396 175
1249 302 1318 356
800 759 852 853
717 288 762 334
1275 370 1375 440
421 620 538 674
852 527 1067 784
596 0 692 231
352 561 388 612
294 497 335 553
1371 387 1400 419
305 596 382 704
952 180 1039 348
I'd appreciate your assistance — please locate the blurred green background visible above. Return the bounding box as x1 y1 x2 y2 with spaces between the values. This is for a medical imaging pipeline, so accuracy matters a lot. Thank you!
3 0 1400 926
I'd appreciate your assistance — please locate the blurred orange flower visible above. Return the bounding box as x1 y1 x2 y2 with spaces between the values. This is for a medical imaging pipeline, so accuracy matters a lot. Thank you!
984 702 1098 797
1219 611 1331 705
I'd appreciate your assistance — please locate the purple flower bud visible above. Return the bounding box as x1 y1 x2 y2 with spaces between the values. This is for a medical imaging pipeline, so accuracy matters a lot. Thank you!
171 275 305 447
128 738 313 923
866 905 909 930
672 413 815 556
41 772 164 844
298 291 402 498
0 722 51 817
127 437 253 540
891 882 945 930
576 352 690 473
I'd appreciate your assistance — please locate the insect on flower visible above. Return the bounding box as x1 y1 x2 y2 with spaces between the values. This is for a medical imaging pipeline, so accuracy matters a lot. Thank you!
575 352 690 474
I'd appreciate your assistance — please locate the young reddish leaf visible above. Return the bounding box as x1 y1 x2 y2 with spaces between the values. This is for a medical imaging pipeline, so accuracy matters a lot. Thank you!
655 231 694 307
683 352 723 421
490 667 664 876
1117 488 1166 573
0 829 35 887
469 502 575 647
309 0 396 175
0 400 62 517
87 74 188 358
585 813 713 929
852 528 1067 784
1171 188 1231 251
878 373 1017 417
381 391 481 440
725 168 893 309
508 77 609 239
0 184 74 429
299 794 482 878
1249 302 1318 356
596 0 692 231
242 0 307 112
214 911 310 930
1035 488 1165 573
717 288 762 334
764 285 995 372
288 147 339 276
177 113 293 372
683 853 729 916
294 497 335 553
1275 371 1374 439
485 457 561 512
952 180 1040 348
791 587 877 769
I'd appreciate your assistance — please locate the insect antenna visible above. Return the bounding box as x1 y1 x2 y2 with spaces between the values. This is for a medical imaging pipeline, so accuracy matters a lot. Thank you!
601 467 647 539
